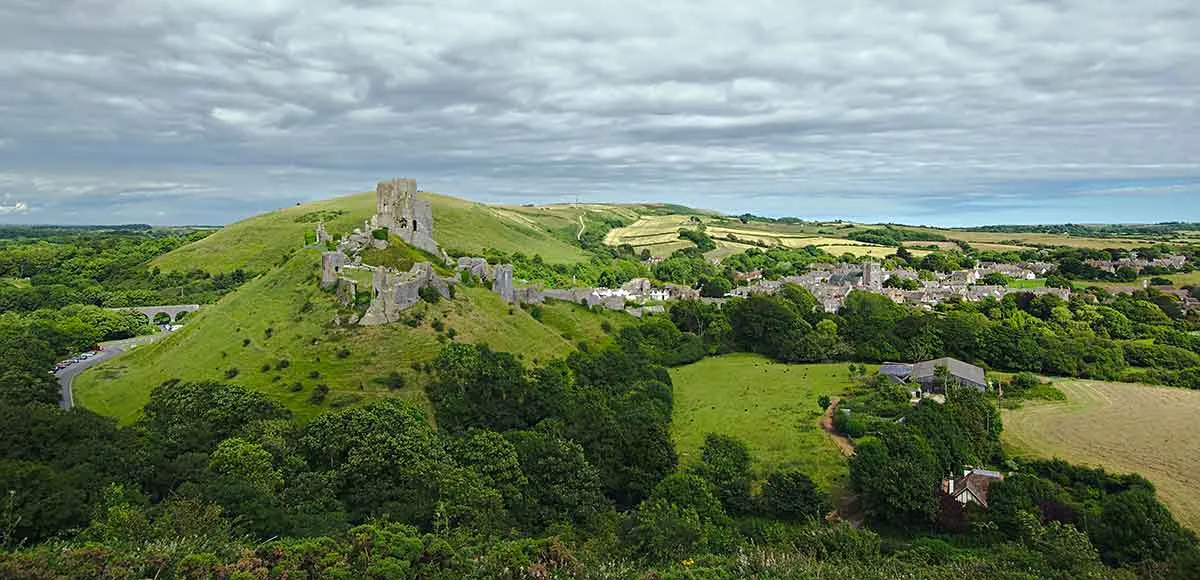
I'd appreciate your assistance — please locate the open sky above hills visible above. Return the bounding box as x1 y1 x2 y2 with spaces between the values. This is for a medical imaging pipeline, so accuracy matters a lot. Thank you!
1 0 1198 227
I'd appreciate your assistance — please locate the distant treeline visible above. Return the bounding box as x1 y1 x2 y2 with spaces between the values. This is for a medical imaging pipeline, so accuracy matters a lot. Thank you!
964 222 1200 238
847 226 948 247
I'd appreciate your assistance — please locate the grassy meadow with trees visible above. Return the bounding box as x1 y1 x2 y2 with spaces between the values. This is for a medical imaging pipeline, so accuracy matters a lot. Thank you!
5 196 1200 577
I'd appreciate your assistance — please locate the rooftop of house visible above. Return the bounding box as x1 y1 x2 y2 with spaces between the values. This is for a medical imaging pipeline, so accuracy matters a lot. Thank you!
948 468 1005 507
911 357 987 386
879 363 914 378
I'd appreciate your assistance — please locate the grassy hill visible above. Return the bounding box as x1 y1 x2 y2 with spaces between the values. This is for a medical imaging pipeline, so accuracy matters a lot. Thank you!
86 189 674 424
152 191 595 274
78 246 630 424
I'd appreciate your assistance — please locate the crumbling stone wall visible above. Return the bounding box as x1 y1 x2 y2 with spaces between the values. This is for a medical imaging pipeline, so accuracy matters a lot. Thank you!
360 262 453 326
315 222 332 245
456 257 490 280
336 278 357 306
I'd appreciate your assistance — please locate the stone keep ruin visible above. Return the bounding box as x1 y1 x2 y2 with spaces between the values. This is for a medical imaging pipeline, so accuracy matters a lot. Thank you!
312 177 467 326
371 178 440 256
316 177 537 325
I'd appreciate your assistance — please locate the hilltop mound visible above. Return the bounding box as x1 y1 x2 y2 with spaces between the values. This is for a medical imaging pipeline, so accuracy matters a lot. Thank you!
77 244 630 423
78 186 663 423
152 192 596 274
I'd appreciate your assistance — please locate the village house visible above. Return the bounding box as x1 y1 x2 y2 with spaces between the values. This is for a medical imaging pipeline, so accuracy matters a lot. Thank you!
977 262 1036 280
940 468 1005 508
734 270 763 283
1019 261 1055 276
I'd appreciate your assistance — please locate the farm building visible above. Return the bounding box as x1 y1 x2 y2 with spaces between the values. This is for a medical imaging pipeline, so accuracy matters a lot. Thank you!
880 357 987 394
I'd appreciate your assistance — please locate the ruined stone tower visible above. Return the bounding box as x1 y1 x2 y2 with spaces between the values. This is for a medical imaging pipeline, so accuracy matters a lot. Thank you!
492 263 515 303
321 251 345 289
371 178 440 256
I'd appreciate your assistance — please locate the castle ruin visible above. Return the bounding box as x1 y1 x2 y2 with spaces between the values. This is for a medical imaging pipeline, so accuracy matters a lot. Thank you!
321 251 345 289
315 222 332 245
371 178 440 256
492 264 515 303
360 263 452 326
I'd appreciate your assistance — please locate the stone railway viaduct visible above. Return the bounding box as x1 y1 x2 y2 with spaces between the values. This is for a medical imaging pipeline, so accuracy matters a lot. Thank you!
107 304 201 323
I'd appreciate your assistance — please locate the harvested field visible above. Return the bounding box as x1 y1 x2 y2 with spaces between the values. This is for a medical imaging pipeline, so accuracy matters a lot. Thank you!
905 227 1170 250
1003 380 1200 531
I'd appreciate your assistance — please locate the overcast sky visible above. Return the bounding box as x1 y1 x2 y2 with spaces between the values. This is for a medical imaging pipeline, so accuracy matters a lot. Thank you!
1 0 1198 227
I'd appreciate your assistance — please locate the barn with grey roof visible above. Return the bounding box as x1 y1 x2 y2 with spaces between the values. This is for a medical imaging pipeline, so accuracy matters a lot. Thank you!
879 357 988 393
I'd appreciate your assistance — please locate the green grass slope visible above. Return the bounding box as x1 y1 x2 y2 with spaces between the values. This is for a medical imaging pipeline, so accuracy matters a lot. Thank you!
428 194 593 263
153 191 592 274
669 354 853 490
152 193 374 274
78 247 619 424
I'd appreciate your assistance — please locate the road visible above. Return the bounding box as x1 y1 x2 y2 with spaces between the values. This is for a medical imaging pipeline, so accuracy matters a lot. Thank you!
577 215 586 240
55 333 168 410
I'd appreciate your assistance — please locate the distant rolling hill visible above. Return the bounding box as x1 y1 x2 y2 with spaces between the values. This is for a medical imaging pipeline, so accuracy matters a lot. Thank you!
150 191 623 274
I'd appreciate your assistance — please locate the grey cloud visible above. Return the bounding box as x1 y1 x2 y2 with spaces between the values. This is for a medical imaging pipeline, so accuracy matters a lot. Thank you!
0 0 1197 225
0 198 29 215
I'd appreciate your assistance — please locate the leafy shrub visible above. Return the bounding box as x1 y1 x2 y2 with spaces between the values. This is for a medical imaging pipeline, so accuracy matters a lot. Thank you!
308 384 329 404
446 328 457 339
371 228 389 241
260 363 272 373
289 382 304 392
308 370 321 379
329 394 362 409
418 286 441 304
242 338 251 347
373 372 406 390
761 470 828 521
431 319 444 332
335 348 351 359
275 359 290 370
224 368 240 379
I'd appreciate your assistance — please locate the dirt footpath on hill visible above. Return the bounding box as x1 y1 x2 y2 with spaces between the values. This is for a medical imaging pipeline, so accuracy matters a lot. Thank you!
820 397 856 457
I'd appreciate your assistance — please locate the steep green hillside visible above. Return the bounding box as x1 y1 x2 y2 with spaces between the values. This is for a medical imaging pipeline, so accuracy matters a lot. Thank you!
430 195 600 262
153 191 593 274
152 193 374 274
78 247 627 424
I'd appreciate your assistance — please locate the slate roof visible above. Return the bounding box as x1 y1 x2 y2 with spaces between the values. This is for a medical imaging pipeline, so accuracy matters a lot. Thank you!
955 469 1004 507
879 363 914 378
911 357 986 387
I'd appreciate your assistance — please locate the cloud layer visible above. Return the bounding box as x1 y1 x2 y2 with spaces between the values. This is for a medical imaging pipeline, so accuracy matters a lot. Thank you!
1 0 1198 225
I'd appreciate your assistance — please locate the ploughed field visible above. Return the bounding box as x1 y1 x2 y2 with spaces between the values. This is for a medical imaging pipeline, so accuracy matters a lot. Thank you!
1003 380 1200 531
669 354 853 490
